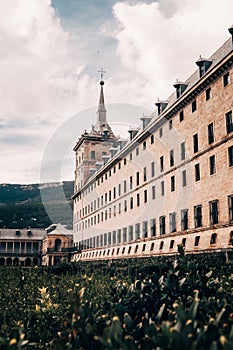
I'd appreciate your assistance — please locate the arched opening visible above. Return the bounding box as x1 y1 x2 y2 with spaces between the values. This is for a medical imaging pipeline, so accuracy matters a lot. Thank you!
0 258 5 266
25 258 31 266
13 258 19 266
33 258 38 266
54 239 62 252
6 258 12 266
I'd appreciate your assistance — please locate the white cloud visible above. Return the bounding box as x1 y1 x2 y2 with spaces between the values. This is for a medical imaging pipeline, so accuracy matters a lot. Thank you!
111 0 233 100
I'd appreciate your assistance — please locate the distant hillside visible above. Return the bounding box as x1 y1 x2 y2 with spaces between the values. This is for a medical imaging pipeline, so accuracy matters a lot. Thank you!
0 181 74 229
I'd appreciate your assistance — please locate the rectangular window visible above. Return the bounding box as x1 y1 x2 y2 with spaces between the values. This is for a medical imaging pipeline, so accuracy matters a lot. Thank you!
159 127 163 137
118 184 121 196
182 237 186 247
137 193 140 206
136 147 139 156
113 187 116 199
124 200 127 212
171 176 175 192
179 110 184 122
150 218 156 236
159 216 166 235
130 197 133 209
169 120 173 130
128 226 133 241
170 149 174 167
206 87 211 101
209 200 219 225
91 150 95 159
136 171 140 186
194 205 202 228
194 236 200 247
160 156 164 172
226 111 233 134
118 162 121 170
135 223 140 239
109 190 111 202
144 190 148 203
151 134 154 144
181 141 186 160
169 212 176 232
169 240 174 249
209 155 216 175
208 123 214 144
182 170 187 187
181 209 188 230
142 221 148 238
151 161 155 177
223 72 230 87
143 167 147 181
161 181 165 196
124 180 127 193
193 133 199 153
130 153 132 160
192 100 197 112
129 176 133 190
228 146 233 167
124 158 127 165
119 203 121 215
210 233 217 245
195 163 200 181
123 228 127 242
143 141 146 150
152 185 156 200
228 195 233 223
117 229 121 243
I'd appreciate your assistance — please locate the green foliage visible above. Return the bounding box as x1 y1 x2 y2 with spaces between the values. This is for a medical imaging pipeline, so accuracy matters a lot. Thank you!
0 255 232 349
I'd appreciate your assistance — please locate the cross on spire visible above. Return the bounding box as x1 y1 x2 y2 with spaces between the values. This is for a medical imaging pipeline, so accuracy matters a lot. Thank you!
98 68 106 80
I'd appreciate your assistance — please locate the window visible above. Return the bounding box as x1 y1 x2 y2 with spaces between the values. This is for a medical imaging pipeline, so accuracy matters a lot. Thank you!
143 141 146 150
151 161 155 177
228 146 233 167
113 187 116 199
136 171 140 186
161 181 165 196
151 134 154 144
124 158 127 165
181 142 186 160
179 110 184 122
118 184 121 196
210 233 217 245
136 147 139 156
124 200 127 212
128 226 133 241
195 163 200 181
226 111 233 134
117 229 121 243
143 167 147 181
182 170 187 187
118 162 121 170
192 100 197 112
152 185 156 200
123 228 127 242
181 209 188 230
142 221 148 238
137 193 140 206
223 72 230 87
206 87 211 101
159 127 163 137
169 240 174 249
118 203 121 215
130 153 132 160
135 223 140 239
194 205 202 228
209 200 219 225
142 244 146 252
159 241 164 250
113 166 116 173
169 120 173 130
182 237 186 247
193 133 199 153
129 176 133 190
144 190 148 203
150 242 155 251
160 156 164 172
91 150 95 159
124 180 127 193
169 212 176 232
134 245 138 253
159 216 166 235
209 155 216 175
208 123 214 144
130 197 133 209
150 218 156 236
228 195 233 223
171 176 175 192
170 149 174 167
194 236 200 247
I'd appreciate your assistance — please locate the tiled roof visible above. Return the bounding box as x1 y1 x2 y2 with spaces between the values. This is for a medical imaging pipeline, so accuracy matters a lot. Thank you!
0 228 45 240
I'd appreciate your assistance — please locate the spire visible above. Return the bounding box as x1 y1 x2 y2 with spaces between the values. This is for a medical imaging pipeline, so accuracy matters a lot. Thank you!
97 80 107 123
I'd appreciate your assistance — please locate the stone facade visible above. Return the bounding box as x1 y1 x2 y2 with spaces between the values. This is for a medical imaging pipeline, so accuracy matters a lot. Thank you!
72 28 233 261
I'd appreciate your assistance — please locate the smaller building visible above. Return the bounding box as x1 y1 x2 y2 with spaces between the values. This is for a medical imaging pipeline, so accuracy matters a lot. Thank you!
42 223 74 265
0 228 44 266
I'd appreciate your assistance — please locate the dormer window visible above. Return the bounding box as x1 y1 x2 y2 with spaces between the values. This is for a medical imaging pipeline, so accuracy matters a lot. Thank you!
195 56 212 78
140 115 152 130
173 80 188 99
155 99 168 116
15 229 20 236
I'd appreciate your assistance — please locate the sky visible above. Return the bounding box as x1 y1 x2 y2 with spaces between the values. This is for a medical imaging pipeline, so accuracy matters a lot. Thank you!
0 0 233 184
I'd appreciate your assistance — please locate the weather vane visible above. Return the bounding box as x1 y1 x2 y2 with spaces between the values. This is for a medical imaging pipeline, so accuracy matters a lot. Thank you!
98 68 106 80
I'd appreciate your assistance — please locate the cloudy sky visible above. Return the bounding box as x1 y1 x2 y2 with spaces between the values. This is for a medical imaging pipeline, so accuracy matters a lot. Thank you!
0 0 233 184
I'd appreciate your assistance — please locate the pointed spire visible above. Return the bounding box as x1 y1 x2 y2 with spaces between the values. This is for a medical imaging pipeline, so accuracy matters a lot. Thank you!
97 80 107 122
